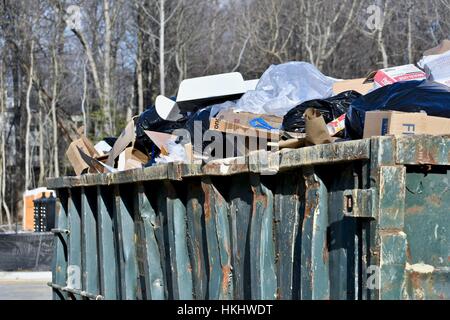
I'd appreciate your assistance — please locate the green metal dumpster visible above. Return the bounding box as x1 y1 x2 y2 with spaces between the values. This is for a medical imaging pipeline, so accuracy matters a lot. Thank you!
46 135 450 300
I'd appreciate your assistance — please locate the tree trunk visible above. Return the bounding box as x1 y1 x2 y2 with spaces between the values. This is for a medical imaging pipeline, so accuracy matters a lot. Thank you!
0 60 3 226
51 47 59 178
407 8 413 64
25 40 34 191
81 62 88 136
103 0 113 134
1 47 12 230
0 127 11 230
38 92 45 186
378 0 389 68
159 0 166 96
137 38 144 114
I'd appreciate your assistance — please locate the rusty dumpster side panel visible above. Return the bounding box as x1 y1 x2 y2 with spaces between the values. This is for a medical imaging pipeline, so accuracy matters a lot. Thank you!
47 136 450 300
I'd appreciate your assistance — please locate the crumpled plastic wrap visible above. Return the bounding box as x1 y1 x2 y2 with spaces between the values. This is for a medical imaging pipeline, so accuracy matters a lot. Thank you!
234 61 336 117
155 141 188 164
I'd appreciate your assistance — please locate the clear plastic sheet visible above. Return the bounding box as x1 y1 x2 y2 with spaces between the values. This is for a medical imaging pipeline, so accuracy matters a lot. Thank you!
234 62 335 117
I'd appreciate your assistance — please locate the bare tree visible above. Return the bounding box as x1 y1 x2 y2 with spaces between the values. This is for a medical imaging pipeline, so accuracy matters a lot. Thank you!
0 56 12 229
24 39 34 191
38 91 46 186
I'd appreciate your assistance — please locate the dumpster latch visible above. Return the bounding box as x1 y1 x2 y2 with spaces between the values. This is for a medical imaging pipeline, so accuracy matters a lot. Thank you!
342 189 376 219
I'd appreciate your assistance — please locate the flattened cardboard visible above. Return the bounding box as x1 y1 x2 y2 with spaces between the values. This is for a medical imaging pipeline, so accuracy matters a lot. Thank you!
81 135 99 157
117 147 149 171
209 109 282 139
423 39 450 56
143 130 177 155
77 146 117 173
65 136 99 175
363 111 450 138
332 78 373 95
106 119 136 166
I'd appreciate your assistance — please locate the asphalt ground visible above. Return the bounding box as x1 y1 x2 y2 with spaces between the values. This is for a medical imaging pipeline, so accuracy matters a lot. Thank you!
0 272 52 300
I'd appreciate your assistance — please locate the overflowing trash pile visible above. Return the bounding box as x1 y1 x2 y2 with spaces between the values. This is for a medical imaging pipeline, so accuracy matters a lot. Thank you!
66 40 450 176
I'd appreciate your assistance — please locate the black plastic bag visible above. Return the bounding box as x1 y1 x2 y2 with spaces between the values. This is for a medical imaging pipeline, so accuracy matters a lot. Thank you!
135 106 189 156
185 106 217 158
345 80 450 139
282 90 361 134
185 106 212 141
185 106 244 161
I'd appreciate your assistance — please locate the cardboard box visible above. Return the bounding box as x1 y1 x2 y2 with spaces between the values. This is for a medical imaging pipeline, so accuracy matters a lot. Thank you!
423 39 450 56
365 64 426 88
65 135 99 175
363 111 450 138
333 78 373 95
117 147 149 171
210 109 282 139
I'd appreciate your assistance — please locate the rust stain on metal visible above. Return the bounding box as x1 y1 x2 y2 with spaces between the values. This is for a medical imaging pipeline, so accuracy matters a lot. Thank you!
426 194 442 207
415 144 437 165
251 187 268 209
303 171 320 220
203 186 212 221
322 241 329 264
303 190 319 220
221 264 232 295
379 228 405 235
406 205 425 215
408 271 424 300
195 245 202 277
192 199 200 212
406 244 412 263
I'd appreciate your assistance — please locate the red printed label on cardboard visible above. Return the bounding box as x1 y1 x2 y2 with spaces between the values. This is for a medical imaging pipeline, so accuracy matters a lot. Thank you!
394 72 426 82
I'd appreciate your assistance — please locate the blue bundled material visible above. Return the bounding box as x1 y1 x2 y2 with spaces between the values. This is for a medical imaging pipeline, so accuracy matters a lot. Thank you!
345 80 450 139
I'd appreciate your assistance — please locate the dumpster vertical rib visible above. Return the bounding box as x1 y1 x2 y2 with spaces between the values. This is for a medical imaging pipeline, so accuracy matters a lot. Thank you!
114 185 138 299
97 186 118 300
377 166 407 300
274 172 303 300
368 136 395 300
81 187 99 298
301 167 330 300
229 175 252 300
250 174 277 300
202 178 222 299
67 188 82 299
135 183 165 300
186 181 208 300
165 181 193 300
202 177 233 299
52 188 69 300
212 180 233 300
156 184 172 299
